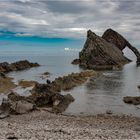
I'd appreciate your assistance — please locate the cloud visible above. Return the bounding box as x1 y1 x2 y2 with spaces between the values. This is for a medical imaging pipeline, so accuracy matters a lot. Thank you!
0 0 140 44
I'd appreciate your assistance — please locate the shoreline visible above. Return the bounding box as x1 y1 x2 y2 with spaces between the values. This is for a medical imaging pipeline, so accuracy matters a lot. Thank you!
0 110 140 139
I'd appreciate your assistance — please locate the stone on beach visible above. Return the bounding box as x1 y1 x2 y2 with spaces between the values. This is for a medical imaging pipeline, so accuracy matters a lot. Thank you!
123 96 140 105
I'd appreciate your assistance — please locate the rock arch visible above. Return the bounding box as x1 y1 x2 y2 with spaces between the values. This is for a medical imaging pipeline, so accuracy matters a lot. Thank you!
102 28 140 66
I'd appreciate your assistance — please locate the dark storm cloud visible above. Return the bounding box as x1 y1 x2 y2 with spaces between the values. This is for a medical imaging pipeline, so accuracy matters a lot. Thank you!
0 0 140 44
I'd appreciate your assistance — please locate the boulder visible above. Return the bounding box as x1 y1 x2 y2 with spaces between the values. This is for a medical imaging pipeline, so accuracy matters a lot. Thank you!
52 94 75 113
10 100 35 114
123 96 140 105
78 30 130 70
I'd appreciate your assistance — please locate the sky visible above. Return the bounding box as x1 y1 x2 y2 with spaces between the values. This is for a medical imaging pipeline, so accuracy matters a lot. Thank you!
0 0 140 52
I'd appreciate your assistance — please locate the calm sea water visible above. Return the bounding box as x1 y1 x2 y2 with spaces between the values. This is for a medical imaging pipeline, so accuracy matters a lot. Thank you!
0 48 140 117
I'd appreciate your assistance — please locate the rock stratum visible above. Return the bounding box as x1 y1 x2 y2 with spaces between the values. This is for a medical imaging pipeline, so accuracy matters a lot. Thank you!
0 70 96 118
72 29 140 70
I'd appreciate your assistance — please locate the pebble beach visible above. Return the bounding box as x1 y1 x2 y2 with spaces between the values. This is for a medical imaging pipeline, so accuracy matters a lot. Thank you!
1 110 140 140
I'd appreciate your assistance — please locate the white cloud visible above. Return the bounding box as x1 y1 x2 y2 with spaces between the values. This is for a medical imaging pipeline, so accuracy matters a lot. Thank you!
0 0 139 43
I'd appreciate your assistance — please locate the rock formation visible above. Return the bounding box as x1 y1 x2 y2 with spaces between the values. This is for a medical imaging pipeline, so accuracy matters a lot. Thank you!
0 60 39 73
102 29 140 66
72 29 140 69
0 70 96 118
75 30 131 70
123 96 140 105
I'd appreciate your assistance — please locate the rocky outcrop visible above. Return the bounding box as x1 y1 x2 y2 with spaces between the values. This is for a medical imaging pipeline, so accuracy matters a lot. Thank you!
0 70 96 117
123 96 140 105
77 30 130 70
72 29 140 70
0 60 39 73
102 29 140 66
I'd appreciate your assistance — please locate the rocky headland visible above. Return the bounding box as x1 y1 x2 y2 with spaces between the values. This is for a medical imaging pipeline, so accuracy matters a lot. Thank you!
72 29 140 70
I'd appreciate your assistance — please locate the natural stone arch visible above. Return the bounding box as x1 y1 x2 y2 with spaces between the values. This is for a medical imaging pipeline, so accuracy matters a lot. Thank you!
102 28 140 65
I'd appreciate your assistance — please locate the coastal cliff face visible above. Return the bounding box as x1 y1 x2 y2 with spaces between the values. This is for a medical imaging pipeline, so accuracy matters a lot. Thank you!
78 30 131 70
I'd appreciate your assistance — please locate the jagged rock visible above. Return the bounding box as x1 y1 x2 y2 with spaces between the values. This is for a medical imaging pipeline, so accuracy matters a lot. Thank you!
50 70 96 91
0 93 35 115
30 83 57 107
102 29 140 66
0 60 40 73
0 71 97 117
52 94 75 113
71 59 80 65
8 92 27 102
123 96 140 105
78 30 130 70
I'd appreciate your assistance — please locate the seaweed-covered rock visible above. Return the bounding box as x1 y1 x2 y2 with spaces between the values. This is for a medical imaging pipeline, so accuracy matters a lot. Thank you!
78 30 130 70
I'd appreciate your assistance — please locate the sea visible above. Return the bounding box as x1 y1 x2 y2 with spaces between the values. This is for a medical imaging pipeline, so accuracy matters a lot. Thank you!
0 39 140 117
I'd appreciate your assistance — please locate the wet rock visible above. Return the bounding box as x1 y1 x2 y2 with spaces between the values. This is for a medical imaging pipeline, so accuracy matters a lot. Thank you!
0 60 40 73
0 93 35 115
102 28 140 66
0 71 97 117
50 70 96 91
123 96 140 105
71 59 80 65
30 83 57 107
52 94 75 113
